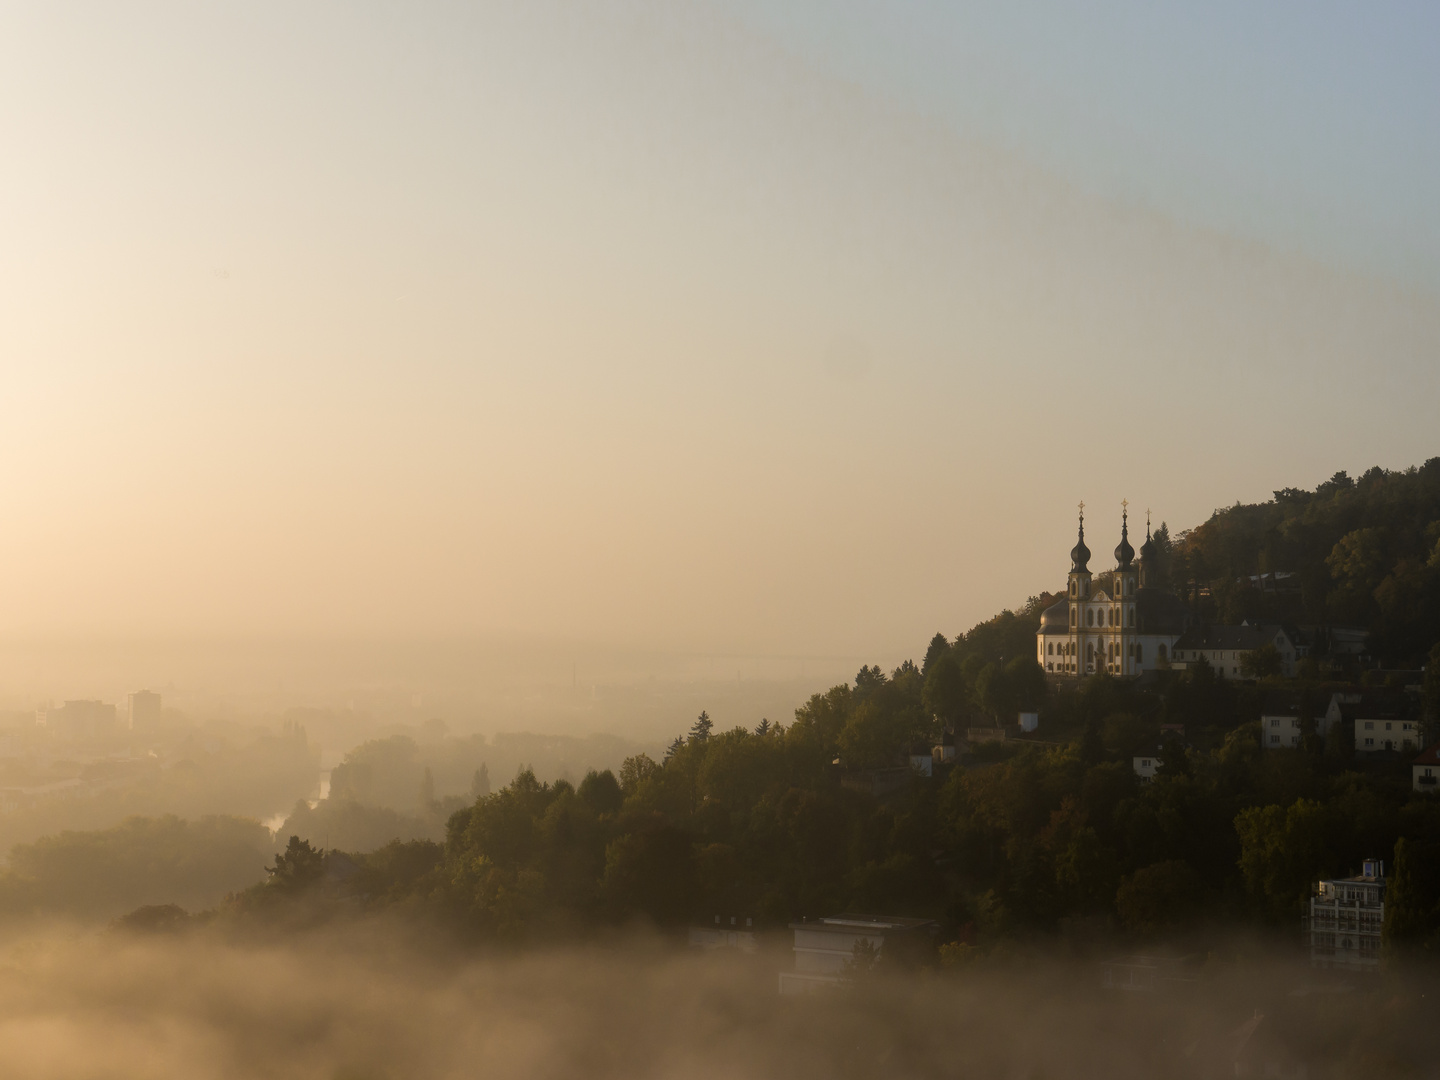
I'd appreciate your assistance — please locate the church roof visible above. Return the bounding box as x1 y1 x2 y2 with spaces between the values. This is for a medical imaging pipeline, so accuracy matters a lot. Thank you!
1040 598 1069 628
1135 589 1191 636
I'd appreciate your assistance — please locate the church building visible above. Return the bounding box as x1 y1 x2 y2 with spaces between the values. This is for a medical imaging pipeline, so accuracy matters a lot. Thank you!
1036 504 1191 677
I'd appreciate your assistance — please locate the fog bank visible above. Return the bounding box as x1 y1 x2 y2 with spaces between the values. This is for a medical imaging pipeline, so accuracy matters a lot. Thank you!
0 924 1428 1079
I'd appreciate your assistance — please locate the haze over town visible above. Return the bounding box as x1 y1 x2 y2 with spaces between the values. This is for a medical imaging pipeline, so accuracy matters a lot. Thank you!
0 4 1437 1078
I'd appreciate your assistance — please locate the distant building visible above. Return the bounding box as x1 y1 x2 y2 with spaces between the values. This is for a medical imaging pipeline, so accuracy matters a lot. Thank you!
779 914 937 994
1306 860 1385 972
1099 954 1193 993
934 730 956 763
128 690 162 732
689 915 757 953
1413 743 1440 793
45 700 117 740
908 742 933 777
1018 712 1039 733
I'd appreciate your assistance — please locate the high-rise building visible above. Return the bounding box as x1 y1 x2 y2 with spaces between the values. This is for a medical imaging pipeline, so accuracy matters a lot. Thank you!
128 690 162 732
48 700 117 740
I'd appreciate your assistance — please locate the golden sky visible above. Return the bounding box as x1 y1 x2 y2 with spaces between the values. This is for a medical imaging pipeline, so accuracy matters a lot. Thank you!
1 3 1436 664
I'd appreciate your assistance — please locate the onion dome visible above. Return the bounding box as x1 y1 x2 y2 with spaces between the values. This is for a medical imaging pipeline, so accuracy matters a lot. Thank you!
1138 512 1158 565
1070 512 1091 573
1114 506 1135 569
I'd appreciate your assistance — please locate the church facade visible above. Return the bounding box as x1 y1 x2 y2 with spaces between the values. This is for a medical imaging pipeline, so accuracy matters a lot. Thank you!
1036 505 1191 677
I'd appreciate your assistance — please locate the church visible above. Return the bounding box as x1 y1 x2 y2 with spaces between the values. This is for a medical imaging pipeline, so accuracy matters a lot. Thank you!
1036 504 1192 677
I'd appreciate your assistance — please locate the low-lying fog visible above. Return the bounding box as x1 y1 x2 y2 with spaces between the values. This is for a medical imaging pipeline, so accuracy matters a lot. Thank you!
0 923 1424 1080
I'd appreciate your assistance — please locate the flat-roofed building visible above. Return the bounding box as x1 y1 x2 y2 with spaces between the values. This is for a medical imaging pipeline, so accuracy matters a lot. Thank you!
779 914 936 994
1306 859 1385 972
128 690 162 732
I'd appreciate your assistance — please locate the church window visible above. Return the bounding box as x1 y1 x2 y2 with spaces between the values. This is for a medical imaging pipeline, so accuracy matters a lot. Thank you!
1157 644 1167 661
1136 643 1143 663
1047 643 1053 655
1086 610 1094 627
1069 582 1075 597
1128 606 1135 626
1070 610 1076 626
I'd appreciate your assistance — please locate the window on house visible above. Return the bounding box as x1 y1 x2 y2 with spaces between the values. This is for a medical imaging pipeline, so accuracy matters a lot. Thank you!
1365 722 1374 730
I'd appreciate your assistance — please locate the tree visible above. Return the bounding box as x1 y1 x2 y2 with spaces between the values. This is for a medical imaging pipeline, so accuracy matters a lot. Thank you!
267 835 326 894
921 633 949 677
471 764 491 799
754 718 770 737
688 712 713 745
1241 644 1283 679
854 665 888 697
922 651 967 728
1234 799 1333 920
1383 838 1440 955
577 770 623 816
836 700 910 771
1115 860 1202 936
619 754 659 795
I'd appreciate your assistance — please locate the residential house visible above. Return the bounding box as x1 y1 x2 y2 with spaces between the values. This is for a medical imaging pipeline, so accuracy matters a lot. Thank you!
1342 694 1420 755
1133 752 1163 784
1413 743 1440 794
1170 623 1300 679
1259 690 1324 749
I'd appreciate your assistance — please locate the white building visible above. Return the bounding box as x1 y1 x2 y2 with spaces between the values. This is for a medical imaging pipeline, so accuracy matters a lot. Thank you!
1412 744 1440 793
1132 753 1162 784
1345 696 1421 755
779 914 936 994
1036 506 1191 677
1259 691 1322 749
1306 860 1385 972
1170 623 1300 679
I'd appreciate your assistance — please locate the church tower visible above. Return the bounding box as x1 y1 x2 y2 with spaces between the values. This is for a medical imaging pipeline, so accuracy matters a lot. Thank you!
1114 503 1136 600
1067 503 1091 608
1137 511 1158 590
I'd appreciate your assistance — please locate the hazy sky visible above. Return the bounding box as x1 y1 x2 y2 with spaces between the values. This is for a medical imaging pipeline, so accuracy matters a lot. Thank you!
1 1 1436 661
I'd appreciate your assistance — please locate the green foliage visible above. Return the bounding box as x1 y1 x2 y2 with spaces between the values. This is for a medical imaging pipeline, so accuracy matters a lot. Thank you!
1382 838 1440 953
0 814 272 919
268 835 327 894
1171 459 1440 664
1115 860 1202 936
